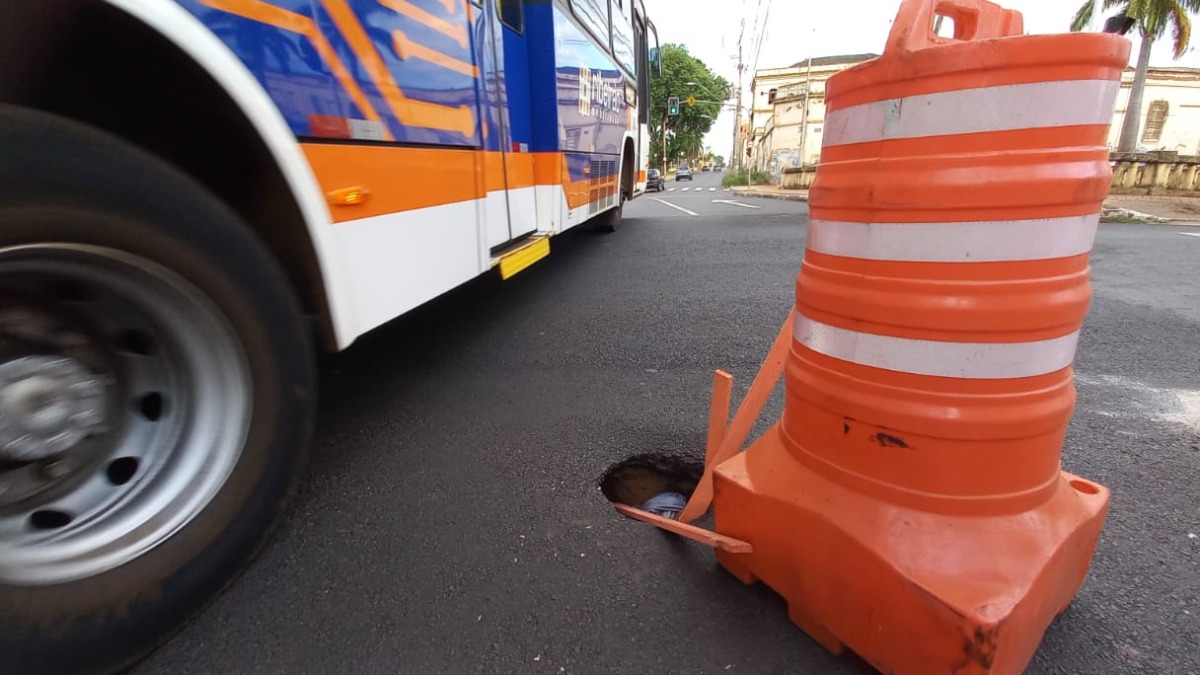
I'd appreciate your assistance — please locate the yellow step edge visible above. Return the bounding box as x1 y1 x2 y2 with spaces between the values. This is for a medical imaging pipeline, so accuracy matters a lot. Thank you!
495 235 551 280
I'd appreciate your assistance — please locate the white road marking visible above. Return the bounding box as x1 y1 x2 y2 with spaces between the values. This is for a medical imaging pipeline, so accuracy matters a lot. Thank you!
1180 232 1200 238
667 187 676 191
711 199 760 209
709 187 716 191
650 198 699 216
680 187 689 191
1076 372 1200 431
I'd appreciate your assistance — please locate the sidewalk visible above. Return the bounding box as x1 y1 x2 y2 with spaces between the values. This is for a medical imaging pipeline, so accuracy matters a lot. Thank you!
730 184 1200 223
729 185 809 202
1104 194 1200 222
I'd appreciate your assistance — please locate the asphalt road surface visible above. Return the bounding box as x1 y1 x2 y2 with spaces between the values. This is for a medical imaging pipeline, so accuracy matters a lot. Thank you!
139 170 1200 674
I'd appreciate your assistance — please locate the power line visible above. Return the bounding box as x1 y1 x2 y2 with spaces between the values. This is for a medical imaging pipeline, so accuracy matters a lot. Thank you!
745 0 765 63
748 0 773 76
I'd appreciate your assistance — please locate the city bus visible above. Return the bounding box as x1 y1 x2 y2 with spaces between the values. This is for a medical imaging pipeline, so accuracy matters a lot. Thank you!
0 0 658 671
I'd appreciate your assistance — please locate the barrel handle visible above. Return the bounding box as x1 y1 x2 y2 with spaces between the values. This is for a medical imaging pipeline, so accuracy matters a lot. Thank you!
885 0 1024 53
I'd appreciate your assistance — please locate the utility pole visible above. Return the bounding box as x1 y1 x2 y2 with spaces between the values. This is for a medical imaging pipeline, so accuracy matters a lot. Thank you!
797 55 812 167
730 16 746 173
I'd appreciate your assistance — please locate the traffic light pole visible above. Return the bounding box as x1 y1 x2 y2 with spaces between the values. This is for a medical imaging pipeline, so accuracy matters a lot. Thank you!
660 113 669 172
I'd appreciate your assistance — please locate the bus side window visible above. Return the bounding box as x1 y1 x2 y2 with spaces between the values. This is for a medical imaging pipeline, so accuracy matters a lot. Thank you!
498 0 522 33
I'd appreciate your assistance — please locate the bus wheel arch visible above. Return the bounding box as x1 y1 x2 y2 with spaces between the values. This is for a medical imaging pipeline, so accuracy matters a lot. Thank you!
0 0 338 350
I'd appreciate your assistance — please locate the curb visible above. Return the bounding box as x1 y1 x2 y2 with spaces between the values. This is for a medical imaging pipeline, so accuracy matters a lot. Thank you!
729 188 809 202
1100 206 1200 225
1100 217 1200 225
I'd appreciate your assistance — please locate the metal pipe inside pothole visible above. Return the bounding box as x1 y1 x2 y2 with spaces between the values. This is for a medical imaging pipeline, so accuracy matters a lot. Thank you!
598 453 704 519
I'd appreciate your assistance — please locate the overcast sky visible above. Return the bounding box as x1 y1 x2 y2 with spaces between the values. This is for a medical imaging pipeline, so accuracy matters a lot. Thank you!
642 0 1200 158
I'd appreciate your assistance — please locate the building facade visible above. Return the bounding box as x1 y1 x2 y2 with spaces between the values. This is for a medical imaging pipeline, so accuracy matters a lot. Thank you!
1112 67 1200 155
747 54 876 180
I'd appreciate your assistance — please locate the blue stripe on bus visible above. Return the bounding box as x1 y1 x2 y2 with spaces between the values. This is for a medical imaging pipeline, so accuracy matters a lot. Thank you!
181 0 632 158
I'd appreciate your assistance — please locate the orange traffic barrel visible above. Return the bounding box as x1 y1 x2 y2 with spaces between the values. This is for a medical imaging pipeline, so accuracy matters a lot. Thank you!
710 1 1130 673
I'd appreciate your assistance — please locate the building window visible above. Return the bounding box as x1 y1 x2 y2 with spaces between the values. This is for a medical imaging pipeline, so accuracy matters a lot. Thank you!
1142 100 1168 145
499 0 522 33
768 88 777 104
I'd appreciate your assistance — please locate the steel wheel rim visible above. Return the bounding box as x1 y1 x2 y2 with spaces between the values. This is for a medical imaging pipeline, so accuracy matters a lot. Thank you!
0 243 251 585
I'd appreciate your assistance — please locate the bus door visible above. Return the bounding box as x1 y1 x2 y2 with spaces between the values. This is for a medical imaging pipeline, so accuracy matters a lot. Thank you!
633 9 649 173
487 0 537 248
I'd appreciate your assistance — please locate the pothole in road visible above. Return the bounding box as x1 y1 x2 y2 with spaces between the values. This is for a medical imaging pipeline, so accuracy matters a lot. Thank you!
598 453 704 517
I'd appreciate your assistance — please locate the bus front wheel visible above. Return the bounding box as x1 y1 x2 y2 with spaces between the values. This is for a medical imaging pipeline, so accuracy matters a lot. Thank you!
0 105 315 675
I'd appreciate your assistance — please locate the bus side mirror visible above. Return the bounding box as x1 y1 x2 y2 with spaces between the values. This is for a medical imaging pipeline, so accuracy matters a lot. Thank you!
649 47 662 78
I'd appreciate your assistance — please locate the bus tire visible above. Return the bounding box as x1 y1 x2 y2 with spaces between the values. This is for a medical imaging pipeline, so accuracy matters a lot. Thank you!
0 105 315 675
594 198 624 233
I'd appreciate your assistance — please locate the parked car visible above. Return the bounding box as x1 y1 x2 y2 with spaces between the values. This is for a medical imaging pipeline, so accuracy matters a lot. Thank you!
676 165 693 181
646 168 664 191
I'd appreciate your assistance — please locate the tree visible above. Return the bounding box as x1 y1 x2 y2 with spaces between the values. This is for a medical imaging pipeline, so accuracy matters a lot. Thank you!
649 44 731 169
1072 0 1200 152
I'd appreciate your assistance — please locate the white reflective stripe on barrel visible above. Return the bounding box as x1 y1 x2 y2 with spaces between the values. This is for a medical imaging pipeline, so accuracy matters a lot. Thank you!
793 313 1079 379
823 79 1121 147
806 214 1099 262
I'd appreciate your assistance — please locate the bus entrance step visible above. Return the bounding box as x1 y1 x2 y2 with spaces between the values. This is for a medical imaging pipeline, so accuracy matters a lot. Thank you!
494 235 550 280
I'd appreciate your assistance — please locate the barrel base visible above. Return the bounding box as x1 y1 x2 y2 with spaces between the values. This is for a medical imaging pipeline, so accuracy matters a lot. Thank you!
712 425 1108 675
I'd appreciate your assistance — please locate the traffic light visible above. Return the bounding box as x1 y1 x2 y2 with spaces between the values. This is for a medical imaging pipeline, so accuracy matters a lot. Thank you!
667 96 680 116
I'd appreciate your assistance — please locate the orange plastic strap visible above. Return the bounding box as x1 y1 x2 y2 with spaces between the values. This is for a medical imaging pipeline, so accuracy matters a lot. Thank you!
613 503 752 553
677 312 795 524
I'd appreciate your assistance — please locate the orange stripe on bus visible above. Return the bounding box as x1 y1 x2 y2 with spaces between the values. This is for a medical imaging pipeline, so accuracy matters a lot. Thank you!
532 153 563 185
437 0 458 14
306 145 617 221
507 154 535 191
321 0 476 138
304 143 481 221
563 178 592 209
534 153 588 208
378 0 469 48
482 153 538 193
393 30 478 77
202 0 394 141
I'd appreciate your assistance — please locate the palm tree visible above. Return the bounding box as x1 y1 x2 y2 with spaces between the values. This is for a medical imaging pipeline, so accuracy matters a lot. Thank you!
1072 0 1200 152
